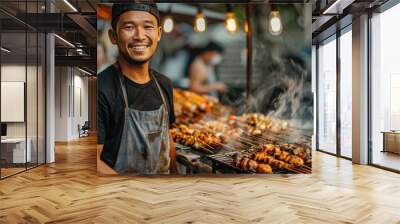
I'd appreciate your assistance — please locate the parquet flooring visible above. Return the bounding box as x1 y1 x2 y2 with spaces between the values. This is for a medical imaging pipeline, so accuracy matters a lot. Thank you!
1 135 400 223
1 167 26 178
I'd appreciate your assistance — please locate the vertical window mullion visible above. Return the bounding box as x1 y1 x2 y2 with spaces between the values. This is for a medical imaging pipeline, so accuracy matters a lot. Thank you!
25 0 28 171
336 28 341 157
316 44 320 151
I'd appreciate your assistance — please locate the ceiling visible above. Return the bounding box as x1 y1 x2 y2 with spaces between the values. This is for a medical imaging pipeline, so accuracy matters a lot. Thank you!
0 0 396 73
311 0 390 43
0 0 98 73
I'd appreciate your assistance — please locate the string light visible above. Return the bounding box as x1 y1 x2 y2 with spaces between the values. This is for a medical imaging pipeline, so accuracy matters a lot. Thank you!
163 5 174 34
225 5 238 33
268 6 282 36
194 7 206 32
163 16 174 33
1 47 11 53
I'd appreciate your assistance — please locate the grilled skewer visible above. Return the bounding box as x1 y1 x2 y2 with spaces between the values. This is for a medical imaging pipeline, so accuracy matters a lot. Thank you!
232 153 272 174
259 144 305 167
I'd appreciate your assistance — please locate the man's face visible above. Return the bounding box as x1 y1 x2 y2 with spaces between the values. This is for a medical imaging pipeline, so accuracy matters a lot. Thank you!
109 11 161 65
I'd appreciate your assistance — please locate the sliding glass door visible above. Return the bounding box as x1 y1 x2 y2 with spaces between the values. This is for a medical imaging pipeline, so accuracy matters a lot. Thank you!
339 28 352 158
0 0 46 179
317 36 337 154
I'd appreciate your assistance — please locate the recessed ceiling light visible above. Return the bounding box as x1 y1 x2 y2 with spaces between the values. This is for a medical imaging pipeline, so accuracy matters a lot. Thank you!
1 47 11 53
78 67 93 76
54 34 75 48
63 0 78 12
323 0 344 15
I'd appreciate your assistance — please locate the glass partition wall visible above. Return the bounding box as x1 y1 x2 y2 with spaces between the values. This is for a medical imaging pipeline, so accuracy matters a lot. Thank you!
370 3 400 172
317 35 337 155
316 26 352 159
339 27 352 159
0 1 46 179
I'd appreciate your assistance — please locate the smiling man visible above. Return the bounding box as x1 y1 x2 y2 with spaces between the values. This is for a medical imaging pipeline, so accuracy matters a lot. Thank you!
97 3 176 175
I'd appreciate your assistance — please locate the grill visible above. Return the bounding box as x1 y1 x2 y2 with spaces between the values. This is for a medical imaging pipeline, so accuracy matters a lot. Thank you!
207 152 249 174
172 90 313 174
207 152 303 174
175 131 312 174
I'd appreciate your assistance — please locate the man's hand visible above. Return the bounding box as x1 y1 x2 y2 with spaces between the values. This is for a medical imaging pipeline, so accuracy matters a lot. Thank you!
97 144 118 175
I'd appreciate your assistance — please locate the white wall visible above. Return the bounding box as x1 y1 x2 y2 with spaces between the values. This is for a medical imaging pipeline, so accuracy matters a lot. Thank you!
55 67 69 141
54 67 89 141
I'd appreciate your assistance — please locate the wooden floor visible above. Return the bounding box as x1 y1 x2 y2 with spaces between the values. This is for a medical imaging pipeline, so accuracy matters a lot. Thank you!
1 167 26 178
1 136 400 224
373 150 400 171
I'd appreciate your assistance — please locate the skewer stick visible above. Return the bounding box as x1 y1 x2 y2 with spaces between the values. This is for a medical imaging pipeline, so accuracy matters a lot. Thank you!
285 167 303 174
294 168 311 174
242 132 270 143
300 166 312 171
236 136 259 145
197 139 215 151
197 145 214 154
229 140 249 149
234 138 256 147
217 142 237 151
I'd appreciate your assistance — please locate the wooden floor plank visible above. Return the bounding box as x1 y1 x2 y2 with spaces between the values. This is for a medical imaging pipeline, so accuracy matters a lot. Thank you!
0 135 399 223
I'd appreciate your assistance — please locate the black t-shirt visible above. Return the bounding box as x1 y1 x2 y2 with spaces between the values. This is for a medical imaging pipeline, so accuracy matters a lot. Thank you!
97 65 175 168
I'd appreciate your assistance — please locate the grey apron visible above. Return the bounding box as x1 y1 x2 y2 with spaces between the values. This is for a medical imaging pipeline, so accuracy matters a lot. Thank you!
113 66 170 175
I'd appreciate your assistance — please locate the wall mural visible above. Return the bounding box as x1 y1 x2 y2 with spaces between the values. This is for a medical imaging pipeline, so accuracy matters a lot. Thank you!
97 2 312 175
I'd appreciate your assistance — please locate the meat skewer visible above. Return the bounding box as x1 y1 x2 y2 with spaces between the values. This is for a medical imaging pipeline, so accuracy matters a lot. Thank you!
232 153 272 174
259 144 305 167
251 152 308 174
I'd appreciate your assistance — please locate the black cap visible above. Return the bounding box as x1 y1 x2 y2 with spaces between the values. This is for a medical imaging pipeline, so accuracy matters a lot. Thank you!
112 3 160 28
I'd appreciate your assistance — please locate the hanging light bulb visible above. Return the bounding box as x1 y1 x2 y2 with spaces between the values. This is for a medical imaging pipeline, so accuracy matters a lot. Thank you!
225 5 238 33
163 16 174 33
194 7 206 32
268 6 282 36
163 5 174 34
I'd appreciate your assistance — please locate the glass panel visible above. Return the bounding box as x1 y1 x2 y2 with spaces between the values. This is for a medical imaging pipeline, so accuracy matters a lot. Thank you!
27 0 38 169
340 29 352 158
317 37 337 154
312 45 317 151
371 4 400 171
35 1 46 165
27 31 38 169
1 7 28 177
0 0 46 178
38 32 45 165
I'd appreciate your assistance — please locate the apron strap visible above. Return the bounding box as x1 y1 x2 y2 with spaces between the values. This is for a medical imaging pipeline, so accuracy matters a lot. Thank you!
114 63 129 109
151 72 168 117
151 71 170 136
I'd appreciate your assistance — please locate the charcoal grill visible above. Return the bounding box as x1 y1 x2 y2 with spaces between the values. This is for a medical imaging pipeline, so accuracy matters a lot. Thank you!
207 152 296 174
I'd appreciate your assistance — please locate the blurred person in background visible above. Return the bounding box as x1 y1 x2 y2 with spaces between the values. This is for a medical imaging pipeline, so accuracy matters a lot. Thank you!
188 41 226 97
